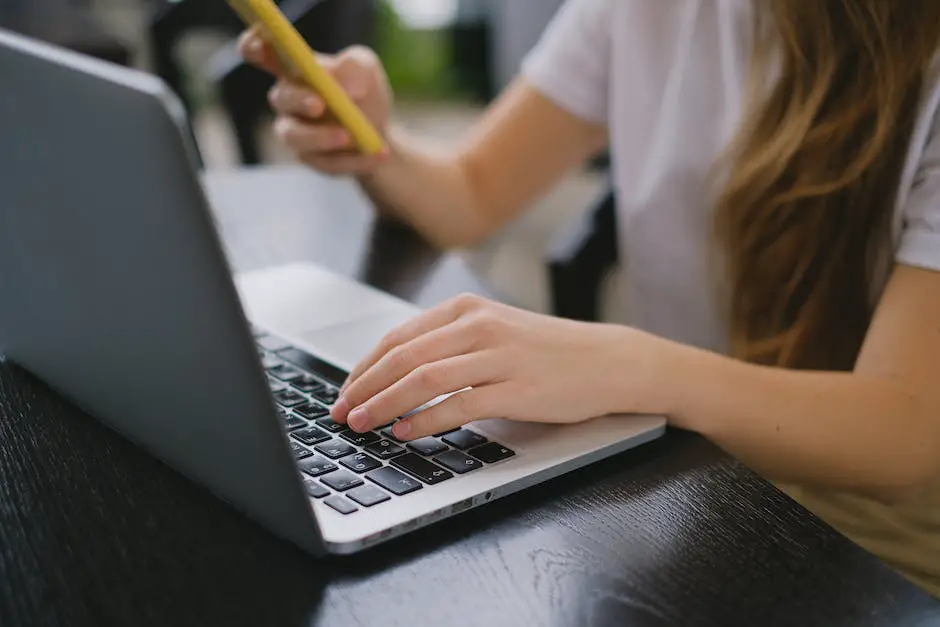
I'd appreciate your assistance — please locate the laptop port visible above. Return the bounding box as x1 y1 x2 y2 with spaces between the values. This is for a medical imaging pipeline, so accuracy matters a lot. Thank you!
452 498 474 514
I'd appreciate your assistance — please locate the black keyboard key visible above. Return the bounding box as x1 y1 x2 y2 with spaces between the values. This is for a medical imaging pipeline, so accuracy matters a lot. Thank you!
381 426 405 443
291 427 331 446
298 455 337 477
442 429 488 450
273 389 305 408
340 429 381 446
316 417 346 433
469 442 516 464
315 440 357 459
311 387 339 405
290 442 313 460
277 347 349 387
434 450 484 474
277 409 307 431
340 452 382 474
284 416 308 431
321 470 364 492
346 484 390 508
294 402 329 420
407 437 448 457
303 478 330 499
365 439 406 460
292 375 326 394
391 454 453 485
268 364 303 382
260 353 281 370
366 466 423 496
257 335 292 352
323 495 357 515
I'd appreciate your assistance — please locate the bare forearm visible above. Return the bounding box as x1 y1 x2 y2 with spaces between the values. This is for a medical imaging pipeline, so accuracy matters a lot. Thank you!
358 126 494 249
357 80 608 251
636 338 940 499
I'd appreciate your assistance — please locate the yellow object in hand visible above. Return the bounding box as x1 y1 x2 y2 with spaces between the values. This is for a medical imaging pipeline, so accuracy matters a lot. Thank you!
227 0 386 156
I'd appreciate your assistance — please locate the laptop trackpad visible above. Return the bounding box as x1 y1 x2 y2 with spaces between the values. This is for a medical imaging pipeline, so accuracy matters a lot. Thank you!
293 309 415 372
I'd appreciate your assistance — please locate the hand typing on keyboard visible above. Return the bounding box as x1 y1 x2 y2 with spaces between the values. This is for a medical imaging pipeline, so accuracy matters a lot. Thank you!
328 294 666 441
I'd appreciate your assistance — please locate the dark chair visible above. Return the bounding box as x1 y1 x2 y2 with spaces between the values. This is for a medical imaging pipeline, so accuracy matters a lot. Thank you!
546 185 618 322
450 12 496 104
206 0 377 164
145 0 247 116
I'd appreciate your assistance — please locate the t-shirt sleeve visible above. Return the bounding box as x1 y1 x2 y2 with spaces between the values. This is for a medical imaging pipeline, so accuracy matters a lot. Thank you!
897 114 940 272
519 0 613 125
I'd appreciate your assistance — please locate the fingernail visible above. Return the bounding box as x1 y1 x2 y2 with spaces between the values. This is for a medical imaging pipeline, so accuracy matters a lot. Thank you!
331 397 350 420
392 420 412 440
348 406 370 432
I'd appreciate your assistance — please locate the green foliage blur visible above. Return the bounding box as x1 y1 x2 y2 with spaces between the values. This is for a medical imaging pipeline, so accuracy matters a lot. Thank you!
372 0 463 101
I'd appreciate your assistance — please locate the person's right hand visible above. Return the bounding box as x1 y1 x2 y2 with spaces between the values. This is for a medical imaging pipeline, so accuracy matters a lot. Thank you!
238 29 392 176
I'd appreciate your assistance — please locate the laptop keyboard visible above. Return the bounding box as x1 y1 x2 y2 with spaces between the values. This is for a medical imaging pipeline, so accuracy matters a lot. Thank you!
254 330 516 516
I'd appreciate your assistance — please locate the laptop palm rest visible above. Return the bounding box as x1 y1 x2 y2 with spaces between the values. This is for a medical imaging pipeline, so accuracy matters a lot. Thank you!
235 263 420 371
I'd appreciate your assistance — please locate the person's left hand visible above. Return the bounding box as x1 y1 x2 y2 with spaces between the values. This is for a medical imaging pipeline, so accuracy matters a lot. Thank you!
330 294 660 440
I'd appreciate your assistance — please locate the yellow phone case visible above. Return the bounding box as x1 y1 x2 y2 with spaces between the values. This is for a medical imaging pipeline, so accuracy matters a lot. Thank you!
227 0 385 155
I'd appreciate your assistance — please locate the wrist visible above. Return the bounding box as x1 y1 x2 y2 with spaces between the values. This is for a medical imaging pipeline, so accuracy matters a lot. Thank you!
356 126 408 217
599 325 677 419
601 325 740 433
657 339 756 435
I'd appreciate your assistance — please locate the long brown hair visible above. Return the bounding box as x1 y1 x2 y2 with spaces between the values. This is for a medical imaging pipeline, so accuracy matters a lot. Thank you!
714 1 940 371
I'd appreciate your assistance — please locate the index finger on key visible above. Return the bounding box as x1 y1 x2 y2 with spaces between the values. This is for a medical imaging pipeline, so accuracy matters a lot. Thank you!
337 303 469 401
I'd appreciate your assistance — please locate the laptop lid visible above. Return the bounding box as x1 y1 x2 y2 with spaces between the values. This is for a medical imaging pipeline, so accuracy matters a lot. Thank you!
0 29 322 554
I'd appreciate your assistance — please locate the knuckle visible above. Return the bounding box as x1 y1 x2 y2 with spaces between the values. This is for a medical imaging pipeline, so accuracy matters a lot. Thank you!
386 344 416 373
272 116 294 141
343 45 377 66
471 311 504 339
452 293 483 315
379 328 404 353
414 364 445 390
268 81 290 105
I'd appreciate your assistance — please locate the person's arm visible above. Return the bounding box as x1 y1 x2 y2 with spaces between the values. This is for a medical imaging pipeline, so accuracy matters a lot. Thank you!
360 80 608 250
240 0 612 250
330 262 940 505
240 34 606 251
642 264 940 503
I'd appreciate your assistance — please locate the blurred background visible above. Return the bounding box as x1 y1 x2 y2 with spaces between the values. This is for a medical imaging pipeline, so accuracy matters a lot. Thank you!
1 0 612 316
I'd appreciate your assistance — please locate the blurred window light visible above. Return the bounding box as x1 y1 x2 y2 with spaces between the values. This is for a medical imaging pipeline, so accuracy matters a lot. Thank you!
388 0 459 29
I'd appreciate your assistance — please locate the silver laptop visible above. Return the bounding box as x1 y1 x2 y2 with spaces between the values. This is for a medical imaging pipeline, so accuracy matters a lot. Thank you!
0 29 666 555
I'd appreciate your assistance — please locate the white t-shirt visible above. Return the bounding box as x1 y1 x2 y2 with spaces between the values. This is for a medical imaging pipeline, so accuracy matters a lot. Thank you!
521 0 940 354
520 0 940 598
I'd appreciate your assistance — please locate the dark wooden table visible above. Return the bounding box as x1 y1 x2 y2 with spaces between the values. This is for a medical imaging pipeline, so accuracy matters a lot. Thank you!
2 166 938 627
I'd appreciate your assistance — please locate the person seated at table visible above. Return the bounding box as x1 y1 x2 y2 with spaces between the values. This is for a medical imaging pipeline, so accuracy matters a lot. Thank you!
240 0 940 598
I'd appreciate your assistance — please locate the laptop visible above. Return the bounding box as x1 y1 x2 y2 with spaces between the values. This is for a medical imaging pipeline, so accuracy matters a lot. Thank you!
0 29 666 555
